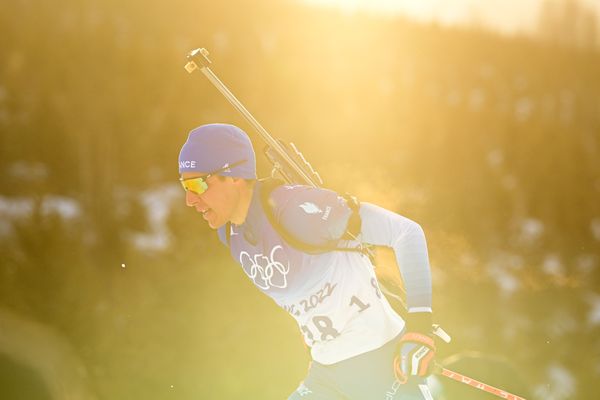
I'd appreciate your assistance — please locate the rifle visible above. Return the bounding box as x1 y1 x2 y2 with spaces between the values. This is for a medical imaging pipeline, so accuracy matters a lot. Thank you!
184 48 323 188
184 47 409 311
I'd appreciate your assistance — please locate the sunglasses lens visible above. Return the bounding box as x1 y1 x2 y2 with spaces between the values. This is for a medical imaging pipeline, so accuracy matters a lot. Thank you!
182 177 208 194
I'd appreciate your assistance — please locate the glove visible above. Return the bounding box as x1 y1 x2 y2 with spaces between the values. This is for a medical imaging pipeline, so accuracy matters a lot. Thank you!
393 313 436 383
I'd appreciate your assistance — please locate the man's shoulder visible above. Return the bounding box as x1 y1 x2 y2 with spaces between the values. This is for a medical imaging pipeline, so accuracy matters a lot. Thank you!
261 181 351 245
269 182 314 198
267 183 343 216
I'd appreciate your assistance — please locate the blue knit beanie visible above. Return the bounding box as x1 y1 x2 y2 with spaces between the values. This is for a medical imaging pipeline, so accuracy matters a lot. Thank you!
178 124 256 179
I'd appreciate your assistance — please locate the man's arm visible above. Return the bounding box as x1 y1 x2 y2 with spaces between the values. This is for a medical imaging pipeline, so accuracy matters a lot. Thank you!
358 202 432 315
275 187 434 316
359 202 436 381
272 186 433 312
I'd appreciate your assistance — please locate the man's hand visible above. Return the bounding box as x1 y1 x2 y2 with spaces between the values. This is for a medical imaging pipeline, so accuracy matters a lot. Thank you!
393 332 436 383
393 312 436 383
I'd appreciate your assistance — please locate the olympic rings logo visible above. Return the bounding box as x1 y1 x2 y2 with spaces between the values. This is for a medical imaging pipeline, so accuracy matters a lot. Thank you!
239 245 291 290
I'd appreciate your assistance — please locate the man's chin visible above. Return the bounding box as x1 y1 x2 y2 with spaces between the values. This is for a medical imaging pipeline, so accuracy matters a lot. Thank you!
208 220 226 230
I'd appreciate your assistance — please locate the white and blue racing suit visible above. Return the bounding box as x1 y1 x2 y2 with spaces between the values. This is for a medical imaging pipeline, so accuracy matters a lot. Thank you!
217 182 433 399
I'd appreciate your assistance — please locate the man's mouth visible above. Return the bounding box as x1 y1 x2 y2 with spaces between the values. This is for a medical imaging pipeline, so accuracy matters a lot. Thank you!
198 208 211 220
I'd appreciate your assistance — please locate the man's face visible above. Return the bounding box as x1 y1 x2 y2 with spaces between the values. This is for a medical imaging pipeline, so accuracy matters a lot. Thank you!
181 172 241 229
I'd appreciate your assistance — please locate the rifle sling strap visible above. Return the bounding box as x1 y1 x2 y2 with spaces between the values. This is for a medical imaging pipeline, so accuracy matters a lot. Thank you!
259 179 367 256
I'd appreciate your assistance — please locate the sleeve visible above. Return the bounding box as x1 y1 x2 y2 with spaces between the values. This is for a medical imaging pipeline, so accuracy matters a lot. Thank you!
359 202 432 314
270 185 353 247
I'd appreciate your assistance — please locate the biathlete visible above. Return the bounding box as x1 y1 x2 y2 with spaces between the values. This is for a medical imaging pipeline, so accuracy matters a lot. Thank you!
178 123 436 399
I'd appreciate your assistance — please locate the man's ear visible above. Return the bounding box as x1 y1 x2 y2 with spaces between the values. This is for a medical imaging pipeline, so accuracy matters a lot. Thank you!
232 178 255 189
231 176 245 186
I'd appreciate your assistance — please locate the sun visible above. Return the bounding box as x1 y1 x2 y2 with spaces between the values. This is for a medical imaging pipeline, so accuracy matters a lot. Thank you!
298 0 579 34
301 0 432 17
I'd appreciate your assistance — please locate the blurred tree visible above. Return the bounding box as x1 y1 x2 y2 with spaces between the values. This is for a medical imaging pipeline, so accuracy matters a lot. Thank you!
1 0 599 398
537 0 599 49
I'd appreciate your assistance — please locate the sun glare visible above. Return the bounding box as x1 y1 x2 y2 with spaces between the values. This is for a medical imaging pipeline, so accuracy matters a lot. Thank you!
301 0 600 34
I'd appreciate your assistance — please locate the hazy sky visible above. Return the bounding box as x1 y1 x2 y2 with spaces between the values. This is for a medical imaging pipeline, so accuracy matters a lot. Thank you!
303 0 600 34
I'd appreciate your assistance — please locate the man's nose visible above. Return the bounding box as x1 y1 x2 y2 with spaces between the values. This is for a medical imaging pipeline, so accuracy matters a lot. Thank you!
185 190 204 207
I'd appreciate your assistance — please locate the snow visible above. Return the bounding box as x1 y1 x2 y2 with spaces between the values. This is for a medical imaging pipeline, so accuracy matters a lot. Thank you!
542 254 564 277
586 293 600 326
487 148 504 169
0 181 183 252
0 195 82 238
0 196 34 218
486 256 521 295
468 88 486 112
8 161 48 180
41 196 81 219
129 183 181 252
514 96 534 122
533 363 576 400
0 196 80 220
518 217 544 243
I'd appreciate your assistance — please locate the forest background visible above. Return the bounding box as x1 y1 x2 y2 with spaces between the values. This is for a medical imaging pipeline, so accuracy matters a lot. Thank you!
1 0 599 399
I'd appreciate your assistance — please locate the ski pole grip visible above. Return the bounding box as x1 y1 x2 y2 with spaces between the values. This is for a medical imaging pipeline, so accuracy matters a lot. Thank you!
432 324 452 343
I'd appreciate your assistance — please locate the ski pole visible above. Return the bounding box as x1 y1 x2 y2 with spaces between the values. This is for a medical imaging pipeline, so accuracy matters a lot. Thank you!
430 327 527 399
438 367 527 400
